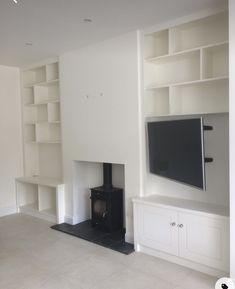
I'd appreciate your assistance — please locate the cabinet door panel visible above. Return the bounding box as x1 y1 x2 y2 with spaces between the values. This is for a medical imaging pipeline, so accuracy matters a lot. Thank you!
136 204 178 256
179 212 229 271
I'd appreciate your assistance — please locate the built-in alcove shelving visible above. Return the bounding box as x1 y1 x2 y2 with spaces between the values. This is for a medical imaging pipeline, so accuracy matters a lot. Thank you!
16 61 64 223
138 10 230 276
144 11 229 118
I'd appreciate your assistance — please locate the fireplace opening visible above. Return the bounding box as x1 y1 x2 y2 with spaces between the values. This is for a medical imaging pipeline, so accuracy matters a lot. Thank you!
90 163 123 232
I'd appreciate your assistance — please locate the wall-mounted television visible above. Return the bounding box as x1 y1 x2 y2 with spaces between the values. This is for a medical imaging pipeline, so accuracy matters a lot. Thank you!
147 118 205 190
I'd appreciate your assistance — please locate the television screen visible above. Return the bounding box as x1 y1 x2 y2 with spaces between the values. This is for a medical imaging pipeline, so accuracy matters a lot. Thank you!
147 118 205 190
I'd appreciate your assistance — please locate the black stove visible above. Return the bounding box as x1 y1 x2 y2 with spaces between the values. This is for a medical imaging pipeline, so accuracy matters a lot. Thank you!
90 163 123 232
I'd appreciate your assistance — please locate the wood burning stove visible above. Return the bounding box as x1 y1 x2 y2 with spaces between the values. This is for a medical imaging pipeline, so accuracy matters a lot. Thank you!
90 163 123 232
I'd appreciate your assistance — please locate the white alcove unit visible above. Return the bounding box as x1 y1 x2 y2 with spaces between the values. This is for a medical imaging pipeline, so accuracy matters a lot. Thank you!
139 10 229 277
16 177 64 223
133 196 229 277
144 11 229 118
17 60 64 223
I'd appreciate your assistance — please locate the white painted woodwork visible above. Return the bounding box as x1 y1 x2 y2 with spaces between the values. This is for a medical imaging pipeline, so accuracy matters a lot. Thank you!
133 196 229 276
229 0 235 279
17 61 64 223
144 11 229 117
142 11 229 212
178 212 229 272
136 204 178 255
16 177 64 223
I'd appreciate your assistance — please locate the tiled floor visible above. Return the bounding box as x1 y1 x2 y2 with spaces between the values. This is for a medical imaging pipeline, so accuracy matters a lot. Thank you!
0 214 217 289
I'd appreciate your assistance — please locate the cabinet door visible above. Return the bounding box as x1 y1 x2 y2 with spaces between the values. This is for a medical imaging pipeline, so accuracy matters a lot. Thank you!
178 212 229 271
135 204 178 256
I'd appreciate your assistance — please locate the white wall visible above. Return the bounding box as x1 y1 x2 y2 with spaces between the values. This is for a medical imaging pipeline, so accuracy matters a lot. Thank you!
229 0 235 278
0 65 23 216
60 31 142 240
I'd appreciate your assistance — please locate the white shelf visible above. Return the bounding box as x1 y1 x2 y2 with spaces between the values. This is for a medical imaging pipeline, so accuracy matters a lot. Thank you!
145 111 229 119
133 195 229 218
145 73 228 90
26 98 60 107
24 79 59 88
145 41 228 63
26 121 61 125
27 141 61 144
16 176 63 187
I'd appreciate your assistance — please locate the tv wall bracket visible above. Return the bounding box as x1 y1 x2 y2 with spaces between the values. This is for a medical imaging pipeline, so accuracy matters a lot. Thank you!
203 125 213 163
205 157 213 163
203 125 213 131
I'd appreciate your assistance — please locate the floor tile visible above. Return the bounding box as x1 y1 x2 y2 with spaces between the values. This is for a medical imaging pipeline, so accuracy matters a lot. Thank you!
0 214 219 289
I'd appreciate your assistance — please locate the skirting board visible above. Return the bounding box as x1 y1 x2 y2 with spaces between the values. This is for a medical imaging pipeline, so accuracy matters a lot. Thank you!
0 205 17 217
136 244 228 278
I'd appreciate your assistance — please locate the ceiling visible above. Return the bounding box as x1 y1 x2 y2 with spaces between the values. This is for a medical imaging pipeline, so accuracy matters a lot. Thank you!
0 0 227 67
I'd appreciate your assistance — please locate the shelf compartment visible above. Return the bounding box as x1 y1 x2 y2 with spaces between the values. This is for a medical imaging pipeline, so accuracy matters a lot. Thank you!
22 66 46 87
46 63 59 82
23 87 34 105
145 50 200 88
169 78 229 115
144 30 168 59
170 11 228 53
24 124 36 142
202 43 228 79
38 185 56 214
23 105 48 124
35 123 50 143
38 145 62 180
17 182 38 210
49 123 61 142
35 122 61 143
48 102 60 122
16 177 64 223
144 88 169 116
23 143 39 176
34 83 59 105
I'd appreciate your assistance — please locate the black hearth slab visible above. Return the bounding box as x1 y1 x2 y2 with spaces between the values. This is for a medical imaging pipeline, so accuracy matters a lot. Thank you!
93 234 122 247
110 241 135 255
51 222 109 242
51 221 134 255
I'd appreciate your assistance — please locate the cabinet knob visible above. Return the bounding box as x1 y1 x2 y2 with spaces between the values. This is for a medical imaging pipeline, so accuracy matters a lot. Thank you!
178 224 184 228
170 222 176 227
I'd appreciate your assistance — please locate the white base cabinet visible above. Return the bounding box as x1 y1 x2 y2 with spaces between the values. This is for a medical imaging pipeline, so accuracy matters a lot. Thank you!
178 212 228 272
133 195 229 277
16 176 65 223
136 205 178 256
